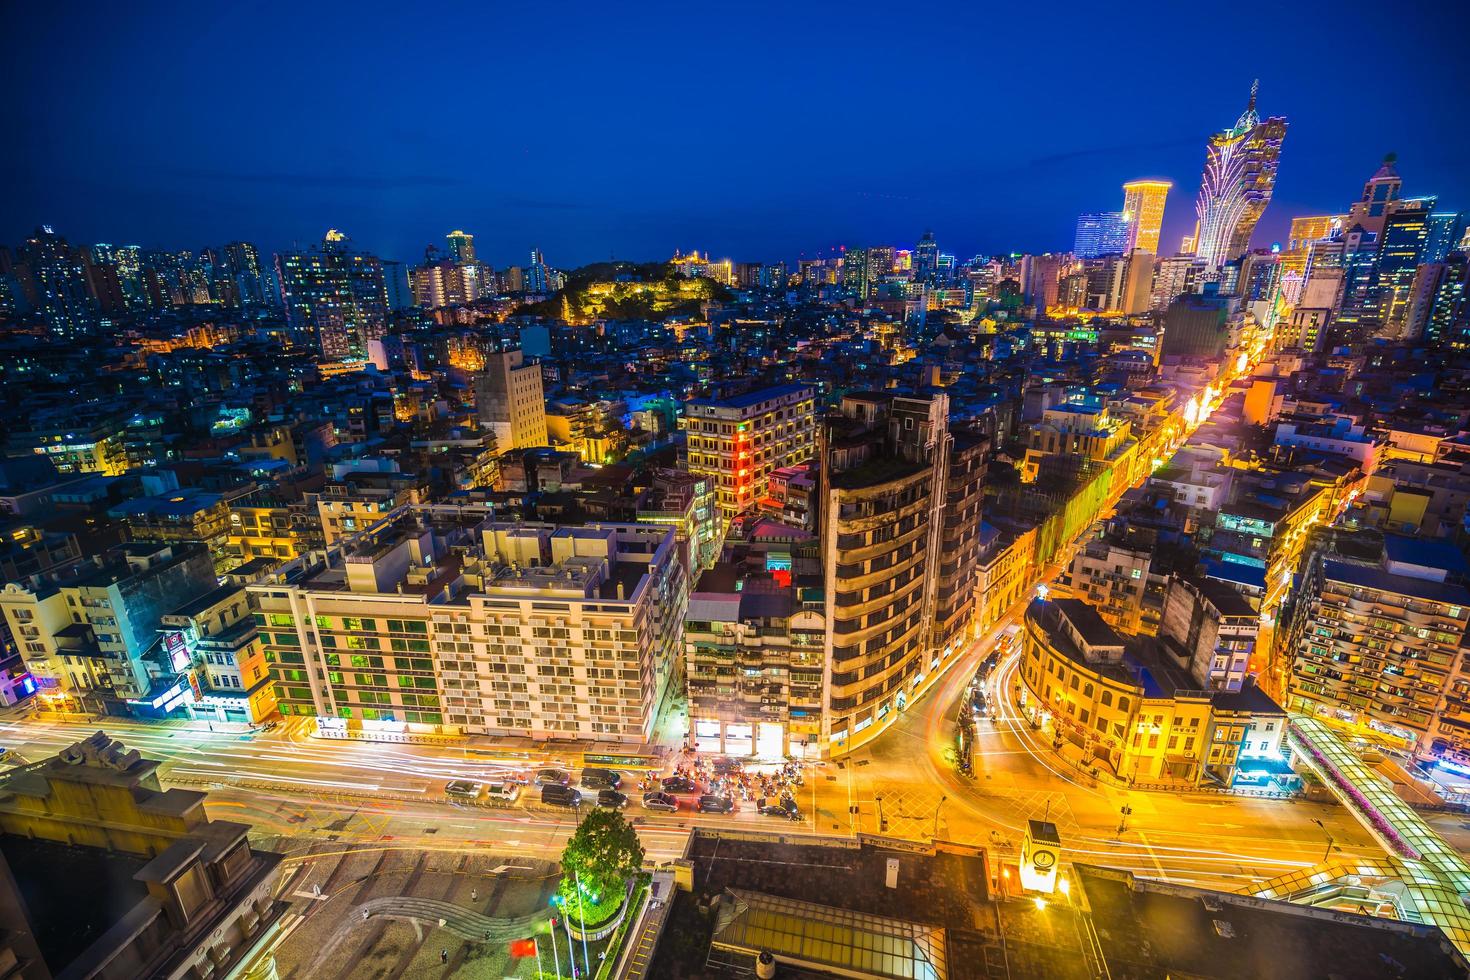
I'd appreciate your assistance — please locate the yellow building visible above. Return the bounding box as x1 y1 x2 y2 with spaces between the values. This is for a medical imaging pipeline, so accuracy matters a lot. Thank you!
1018 597 1287 787
1121 180 1171 255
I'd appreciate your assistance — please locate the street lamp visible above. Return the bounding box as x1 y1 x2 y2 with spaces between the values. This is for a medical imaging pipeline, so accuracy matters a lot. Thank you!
1312 819 1335 863
933 796 947 840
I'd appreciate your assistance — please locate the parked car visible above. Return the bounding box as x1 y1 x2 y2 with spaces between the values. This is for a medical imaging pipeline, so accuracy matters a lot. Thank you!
661 775 698 793
580 767 622 790
536 768 572 786
445 780 483 800
485 782 520 803
642 791 679 813
597 789 628 809
696 794 735 814
541 784 583 808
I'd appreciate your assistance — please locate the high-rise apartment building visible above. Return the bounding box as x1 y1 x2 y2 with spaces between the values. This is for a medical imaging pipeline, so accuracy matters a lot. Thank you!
250 516 686 742
275 230 390 361
0 542 217 713
1420 253 1469 348
13 226 97 335
476 349 547 452
1193 83 1287 273
1373 196 1438 330
446 229 476 264
1073 212 1130 259
682 384 817 525
818 393 982 754
1286 536 1470 767
1121 180 1171 254
222 241 270 305
914 230 939 283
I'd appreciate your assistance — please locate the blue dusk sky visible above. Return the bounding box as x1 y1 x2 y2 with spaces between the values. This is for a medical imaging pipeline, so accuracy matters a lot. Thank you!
4 0 1467 268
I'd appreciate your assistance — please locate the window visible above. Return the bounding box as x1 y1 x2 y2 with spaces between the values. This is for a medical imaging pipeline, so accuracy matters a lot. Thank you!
1130 568 1141 580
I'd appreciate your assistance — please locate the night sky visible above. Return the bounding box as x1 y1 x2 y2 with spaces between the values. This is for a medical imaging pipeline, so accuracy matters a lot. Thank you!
5 0 1468 268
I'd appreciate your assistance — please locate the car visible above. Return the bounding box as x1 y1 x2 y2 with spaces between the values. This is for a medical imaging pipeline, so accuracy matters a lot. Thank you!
758 801 802 821
642 791 678 813
661 775 698 793
536 768 572 786
445 779 483 800
696 794 735 814
541 784 583 808
580 767 622 790
485 782 520 803
596 789 628 809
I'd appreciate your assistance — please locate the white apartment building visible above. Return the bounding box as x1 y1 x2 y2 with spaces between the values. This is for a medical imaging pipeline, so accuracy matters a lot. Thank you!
249 515 685 743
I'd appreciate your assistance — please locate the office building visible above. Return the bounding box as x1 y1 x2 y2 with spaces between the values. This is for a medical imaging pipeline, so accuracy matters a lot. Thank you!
1150 255 1201 312
274 230 390 361
476 349 548 452
1121 179 1170 254
250 516 686 742
1424 212 1466 265
682 384 816 525
1192 83 1288 273
1346 154 1403 238
0 732 285 980
914 230 939 283
1073 212 1130 259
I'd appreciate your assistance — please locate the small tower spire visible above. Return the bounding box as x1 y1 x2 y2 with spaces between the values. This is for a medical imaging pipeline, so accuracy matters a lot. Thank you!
1248 78 1259 111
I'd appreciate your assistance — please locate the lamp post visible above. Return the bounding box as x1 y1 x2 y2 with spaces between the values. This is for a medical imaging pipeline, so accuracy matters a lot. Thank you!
1312 819 1335 863
573 870 591 978
933 796 947 840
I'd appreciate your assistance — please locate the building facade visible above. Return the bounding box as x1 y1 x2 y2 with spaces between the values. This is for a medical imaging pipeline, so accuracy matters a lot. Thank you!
682 384 816 525
476 348 548 453
1193 84 1288 274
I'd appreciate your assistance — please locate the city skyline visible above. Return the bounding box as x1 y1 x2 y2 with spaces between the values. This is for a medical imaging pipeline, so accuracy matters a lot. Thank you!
5 2 1467 267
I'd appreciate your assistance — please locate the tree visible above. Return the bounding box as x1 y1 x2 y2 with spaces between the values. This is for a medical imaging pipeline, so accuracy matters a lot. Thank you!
558 808 644 919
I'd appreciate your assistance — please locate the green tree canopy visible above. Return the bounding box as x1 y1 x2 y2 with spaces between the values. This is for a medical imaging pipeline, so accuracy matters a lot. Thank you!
558 808 644 915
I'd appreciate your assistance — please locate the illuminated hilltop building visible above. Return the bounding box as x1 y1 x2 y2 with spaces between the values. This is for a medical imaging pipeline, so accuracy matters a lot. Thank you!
670 249 734 286
1121 179 1171 254
1193 82 1288 274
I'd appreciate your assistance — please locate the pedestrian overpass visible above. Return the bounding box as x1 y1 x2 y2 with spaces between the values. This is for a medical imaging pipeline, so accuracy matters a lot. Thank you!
1245 715 1470 957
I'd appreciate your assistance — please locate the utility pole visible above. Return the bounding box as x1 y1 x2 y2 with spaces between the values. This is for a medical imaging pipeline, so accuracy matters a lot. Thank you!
933 795 947 840
1313 819 1335 863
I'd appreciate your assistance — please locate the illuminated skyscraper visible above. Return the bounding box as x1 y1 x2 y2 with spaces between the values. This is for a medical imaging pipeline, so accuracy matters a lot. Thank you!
445 229 476 264
275 230 390 361
1073 212 1130 259
1193 82 1288 274
1373 196 1437 330
1121 179 1170 254
914 230 939 283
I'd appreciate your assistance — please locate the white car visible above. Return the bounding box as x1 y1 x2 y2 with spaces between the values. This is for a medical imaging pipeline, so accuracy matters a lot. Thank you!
485 781 521 803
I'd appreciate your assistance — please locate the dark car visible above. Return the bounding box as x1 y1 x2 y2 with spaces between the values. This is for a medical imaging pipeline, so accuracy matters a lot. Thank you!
580 767 622 790
536 768 572 786
541 784 582 808
661 776 698 793
696 794 735 814
642 791 679 813
757 797 801 820
596 789 628 809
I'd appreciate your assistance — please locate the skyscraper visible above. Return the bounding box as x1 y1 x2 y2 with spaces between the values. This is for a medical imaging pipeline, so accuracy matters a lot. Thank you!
1073 212 1130 259
1424 212 1466 265
221 241 270 305
446 229 476 264
914 230 939 283
1373 196 1437 330
275 230 390 361
1121 179 1171 254
1193 82 1288 274
15 226 97 335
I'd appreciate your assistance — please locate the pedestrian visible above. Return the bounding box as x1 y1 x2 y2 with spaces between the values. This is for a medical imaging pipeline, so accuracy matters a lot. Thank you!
440 948 448 964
